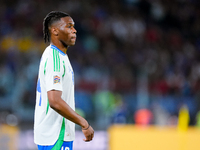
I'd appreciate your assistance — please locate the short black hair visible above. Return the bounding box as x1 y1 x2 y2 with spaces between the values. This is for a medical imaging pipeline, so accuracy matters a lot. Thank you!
43 11 70 43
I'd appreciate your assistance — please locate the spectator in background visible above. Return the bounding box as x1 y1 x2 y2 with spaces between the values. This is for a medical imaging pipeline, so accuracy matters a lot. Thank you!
0 0 200 128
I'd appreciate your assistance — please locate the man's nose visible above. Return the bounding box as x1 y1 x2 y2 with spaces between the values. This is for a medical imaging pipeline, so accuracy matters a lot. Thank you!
73 27 77 33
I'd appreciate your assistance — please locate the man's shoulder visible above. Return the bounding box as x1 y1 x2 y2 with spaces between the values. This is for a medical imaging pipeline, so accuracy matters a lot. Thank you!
38 45 52 64
44 45 52 53
42 45 67 64
42 45 53 57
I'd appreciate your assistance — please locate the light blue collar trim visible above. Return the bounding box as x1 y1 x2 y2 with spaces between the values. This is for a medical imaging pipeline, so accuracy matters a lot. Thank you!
51 45 66 56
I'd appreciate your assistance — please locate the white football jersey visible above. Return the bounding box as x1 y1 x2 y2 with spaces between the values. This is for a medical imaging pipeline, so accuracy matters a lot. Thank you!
34 45 75 145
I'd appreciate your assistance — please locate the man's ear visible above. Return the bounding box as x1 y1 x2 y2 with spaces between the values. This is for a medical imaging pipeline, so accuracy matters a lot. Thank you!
50 27 58 36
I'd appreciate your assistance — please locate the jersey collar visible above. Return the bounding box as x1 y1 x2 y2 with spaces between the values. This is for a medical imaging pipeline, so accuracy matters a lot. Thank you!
51 45 66 56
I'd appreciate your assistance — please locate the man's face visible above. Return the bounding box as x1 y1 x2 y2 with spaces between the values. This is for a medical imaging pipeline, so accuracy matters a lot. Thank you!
56 16 77 47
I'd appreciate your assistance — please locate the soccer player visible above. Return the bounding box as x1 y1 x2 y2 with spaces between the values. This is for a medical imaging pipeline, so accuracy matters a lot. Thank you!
34 11 94 150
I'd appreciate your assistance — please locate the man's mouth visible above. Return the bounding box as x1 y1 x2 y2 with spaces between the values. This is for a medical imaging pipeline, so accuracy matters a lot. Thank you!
71 36 76 40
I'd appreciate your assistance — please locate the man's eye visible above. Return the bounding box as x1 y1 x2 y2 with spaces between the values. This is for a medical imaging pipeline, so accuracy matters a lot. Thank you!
67 26 73 28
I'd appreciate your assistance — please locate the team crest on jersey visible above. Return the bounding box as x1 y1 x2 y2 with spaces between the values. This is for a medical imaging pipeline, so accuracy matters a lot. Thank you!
54 75 60 84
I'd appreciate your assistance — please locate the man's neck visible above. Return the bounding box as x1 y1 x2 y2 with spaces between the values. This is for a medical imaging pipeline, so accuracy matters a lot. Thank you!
50 41 68 54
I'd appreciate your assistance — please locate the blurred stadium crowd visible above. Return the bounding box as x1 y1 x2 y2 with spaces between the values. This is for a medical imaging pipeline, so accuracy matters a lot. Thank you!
0 0 200 129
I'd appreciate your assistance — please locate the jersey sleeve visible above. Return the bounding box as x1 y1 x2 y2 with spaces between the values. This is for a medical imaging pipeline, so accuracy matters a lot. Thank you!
45 51 63 92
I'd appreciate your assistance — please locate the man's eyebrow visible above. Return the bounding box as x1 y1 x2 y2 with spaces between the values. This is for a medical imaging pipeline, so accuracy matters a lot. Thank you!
66 23 75 26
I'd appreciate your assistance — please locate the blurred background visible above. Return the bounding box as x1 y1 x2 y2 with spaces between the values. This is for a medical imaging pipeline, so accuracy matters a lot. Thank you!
0 0 200 149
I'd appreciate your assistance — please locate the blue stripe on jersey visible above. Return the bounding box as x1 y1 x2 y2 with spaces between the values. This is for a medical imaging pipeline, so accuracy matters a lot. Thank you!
39 95 42 106
37 79 41 92
51 45 66 56
37 79 42 106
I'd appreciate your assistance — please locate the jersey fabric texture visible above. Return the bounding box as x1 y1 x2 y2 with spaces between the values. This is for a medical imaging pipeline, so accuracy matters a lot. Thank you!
34 45 75 146
38 141 73 150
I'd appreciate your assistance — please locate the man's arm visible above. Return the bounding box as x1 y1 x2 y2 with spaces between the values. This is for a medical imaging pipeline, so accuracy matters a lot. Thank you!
47 90 94 142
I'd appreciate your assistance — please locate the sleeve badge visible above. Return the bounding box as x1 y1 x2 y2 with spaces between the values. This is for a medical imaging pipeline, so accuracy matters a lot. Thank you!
54 75 60 84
